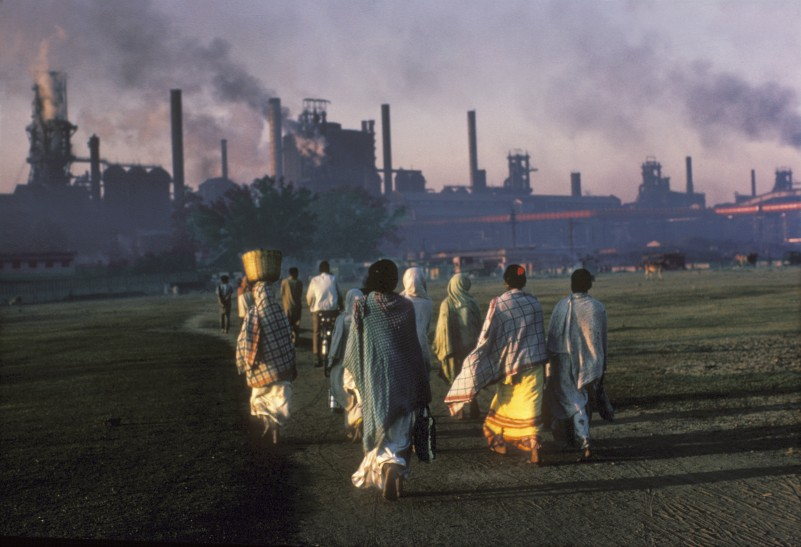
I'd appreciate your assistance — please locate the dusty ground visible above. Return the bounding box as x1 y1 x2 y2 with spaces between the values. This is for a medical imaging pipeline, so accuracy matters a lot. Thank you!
1 269 800 546
224 338 801 547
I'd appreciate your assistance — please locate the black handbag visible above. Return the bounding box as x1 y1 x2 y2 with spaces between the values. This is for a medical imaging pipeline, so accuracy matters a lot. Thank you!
413 405 437 462
590 379 615 422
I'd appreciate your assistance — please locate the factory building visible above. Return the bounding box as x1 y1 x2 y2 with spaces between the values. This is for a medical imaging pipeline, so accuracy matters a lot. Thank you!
280 99 382 195
0 71 798 276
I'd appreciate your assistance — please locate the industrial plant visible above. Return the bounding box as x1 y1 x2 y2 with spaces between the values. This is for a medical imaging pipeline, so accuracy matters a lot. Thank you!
1 71 799 283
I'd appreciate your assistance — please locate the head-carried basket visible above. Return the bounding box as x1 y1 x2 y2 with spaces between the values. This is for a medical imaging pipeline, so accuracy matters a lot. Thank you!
242 249 282 283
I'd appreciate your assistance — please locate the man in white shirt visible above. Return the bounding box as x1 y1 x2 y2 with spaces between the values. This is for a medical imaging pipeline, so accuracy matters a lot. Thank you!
306 261 343 367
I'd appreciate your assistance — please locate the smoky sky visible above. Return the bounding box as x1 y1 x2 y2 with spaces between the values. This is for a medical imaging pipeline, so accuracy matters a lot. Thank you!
0 0 798 203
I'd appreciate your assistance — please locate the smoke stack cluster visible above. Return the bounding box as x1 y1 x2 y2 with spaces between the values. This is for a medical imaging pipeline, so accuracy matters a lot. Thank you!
170 89 185 205
268 98 283 181
382 104 393 195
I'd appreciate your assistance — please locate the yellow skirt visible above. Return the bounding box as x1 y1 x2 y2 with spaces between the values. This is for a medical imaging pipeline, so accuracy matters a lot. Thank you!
483 366 544 453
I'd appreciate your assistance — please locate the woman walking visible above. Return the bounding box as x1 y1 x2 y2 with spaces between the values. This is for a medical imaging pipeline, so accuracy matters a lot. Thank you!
444 265 549 464
236 267 296 445
400 266 433 371
328 287 364 441
344 259 431 501
433 273 483 419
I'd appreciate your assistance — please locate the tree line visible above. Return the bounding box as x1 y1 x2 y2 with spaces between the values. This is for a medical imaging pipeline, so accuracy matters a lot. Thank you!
177 176 404 272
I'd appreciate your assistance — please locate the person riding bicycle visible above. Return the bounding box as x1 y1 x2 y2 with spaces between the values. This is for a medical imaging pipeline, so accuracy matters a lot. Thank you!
306 260 343 368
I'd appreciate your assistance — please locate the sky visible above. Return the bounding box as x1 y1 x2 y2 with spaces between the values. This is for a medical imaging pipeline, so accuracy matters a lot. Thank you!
0 0 799 206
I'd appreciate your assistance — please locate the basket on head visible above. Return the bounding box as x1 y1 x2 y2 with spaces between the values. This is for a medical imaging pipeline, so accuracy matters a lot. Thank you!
242 249 282 283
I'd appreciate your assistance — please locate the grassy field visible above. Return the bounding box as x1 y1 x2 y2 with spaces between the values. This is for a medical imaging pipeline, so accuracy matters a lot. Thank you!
1 267 799 544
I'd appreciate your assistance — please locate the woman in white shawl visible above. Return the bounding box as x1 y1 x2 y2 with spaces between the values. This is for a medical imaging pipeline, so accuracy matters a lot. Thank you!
400 267 433 370
328 288 364 441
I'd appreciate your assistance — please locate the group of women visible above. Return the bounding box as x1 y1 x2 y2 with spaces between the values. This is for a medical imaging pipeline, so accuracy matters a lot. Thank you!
324 260 500 501
240 257 598 503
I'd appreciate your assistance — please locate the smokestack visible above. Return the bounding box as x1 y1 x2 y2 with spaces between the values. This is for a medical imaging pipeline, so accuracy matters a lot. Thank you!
221 139 228 180
268 98 283 181
571 172 582 197
685 156 694 195
467 110 480 190
170 89 185 205
751 169 757 197
88 134 101 202
381 104 393 195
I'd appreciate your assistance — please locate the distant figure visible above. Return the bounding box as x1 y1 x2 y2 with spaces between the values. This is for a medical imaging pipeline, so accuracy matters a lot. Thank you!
236 279 297 445
306 261 343 367
344 259 431 501
237 277 254 319
433 273 483 419
400 267 433 371
644 261 662 280
280 267 303 345
328 287 364 441
445 265 549 465
545 268 609 462
217 275 234 334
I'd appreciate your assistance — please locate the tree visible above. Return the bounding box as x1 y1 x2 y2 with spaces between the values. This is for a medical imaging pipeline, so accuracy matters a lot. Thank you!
186 176 317 269
310 188 404 260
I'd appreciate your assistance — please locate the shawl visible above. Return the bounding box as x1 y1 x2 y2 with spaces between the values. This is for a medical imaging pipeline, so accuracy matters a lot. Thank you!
400 267 433 366
328 288 363 366
236 282 297 387
343 291 431 451
546 292 607 390
444 289 548 413
433 273 482 363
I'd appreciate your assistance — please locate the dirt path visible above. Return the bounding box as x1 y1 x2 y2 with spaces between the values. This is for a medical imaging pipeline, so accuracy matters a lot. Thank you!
185 309 801 546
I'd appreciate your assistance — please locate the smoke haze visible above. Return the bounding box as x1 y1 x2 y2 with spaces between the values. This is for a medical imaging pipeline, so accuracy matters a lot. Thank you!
0 0 798 203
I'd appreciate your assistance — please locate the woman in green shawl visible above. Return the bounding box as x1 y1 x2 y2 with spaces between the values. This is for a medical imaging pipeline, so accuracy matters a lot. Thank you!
344 259 431 501
433 273 483 419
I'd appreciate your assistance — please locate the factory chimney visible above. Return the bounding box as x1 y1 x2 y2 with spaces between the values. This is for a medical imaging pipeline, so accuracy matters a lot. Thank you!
468 110 478 190
571 172 582 197
751 169 757 197
170 89 185 206
685 156 694 195
88 134 101 202
382 104 393 195
268 98 283 181
221 139 228 180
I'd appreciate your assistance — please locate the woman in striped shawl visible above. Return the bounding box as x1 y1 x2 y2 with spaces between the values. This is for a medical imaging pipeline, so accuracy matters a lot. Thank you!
344 259 431 501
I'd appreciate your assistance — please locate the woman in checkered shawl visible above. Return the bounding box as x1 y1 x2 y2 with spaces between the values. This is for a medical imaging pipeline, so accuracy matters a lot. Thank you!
344 259 431 501
444 265 549 465
236 280 297 445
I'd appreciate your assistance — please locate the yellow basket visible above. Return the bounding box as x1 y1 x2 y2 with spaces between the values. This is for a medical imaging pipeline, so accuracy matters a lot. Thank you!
241 249 282 283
